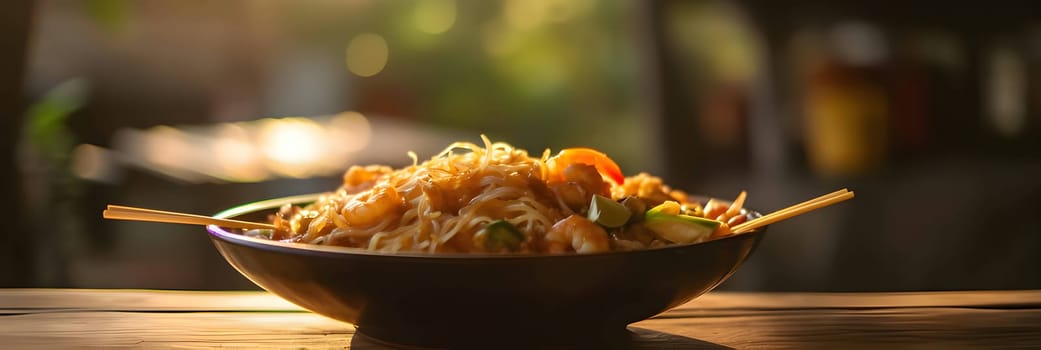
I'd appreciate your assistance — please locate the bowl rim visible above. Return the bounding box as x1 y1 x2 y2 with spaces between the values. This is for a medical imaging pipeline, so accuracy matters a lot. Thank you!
207 193 765 260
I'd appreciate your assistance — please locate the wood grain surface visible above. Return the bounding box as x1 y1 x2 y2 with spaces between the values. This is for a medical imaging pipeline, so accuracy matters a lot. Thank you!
2 289 1039 349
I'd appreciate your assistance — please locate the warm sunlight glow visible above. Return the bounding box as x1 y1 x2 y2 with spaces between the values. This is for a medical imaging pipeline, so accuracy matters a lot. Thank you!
111 113 379 183
145 126 192 172
260 118 326 177
328 111 372 153
213 124 266 182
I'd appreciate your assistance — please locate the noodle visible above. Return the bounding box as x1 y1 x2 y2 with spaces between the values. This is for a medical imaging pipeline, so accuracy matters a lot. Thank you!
268 137 744 254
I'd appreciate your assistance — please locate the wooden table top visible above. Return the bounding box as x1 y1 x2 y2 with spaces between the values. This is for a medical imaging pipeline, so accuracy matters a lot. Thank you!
2 289 1040 349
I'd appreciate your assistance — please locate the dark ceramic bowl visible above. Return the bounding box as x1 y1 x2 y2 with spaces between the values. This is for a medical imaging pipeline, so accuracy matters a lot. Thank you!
207 194 766 348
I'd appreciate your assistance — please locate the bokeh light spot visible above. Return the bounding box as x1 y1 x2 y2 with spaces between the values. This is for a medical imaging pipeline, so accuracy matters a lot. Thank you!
346 33 389 77
414 0 456 34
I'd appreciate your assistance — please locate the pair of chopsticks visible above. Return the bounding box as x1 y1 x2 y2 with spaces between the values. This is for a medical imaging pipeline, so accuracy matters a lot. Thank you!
103 205 276 230
730 188 854 234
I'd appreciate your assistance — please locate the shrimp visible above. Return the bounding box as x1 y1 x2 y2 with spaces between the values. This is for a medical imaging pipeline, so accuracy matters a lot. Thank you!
342 165 393 194
541 215 610 254
341 184 404 227
545 148 624 185
549 163 610 213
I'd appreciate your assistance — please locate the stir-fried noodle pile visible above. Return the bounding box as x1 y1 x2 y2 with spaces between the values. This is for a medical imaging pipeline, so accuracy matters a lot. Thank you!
265 137 748 254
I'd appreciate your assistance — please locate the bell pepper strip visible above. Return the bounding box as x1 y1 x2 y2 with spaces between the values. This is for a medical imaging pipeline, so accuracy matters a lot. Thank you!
546 148 625 185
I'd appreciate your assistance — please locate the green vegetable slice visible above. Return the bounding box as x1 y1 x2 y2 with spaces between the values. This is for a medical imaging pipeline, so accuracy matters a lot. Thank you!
587 194 631 228
484 220 525 252
644 202 721 244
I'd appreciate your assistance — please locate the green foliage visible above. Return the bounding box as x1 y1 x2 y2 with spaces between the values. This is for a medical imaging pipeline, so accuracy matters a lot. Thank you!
24 79 88 163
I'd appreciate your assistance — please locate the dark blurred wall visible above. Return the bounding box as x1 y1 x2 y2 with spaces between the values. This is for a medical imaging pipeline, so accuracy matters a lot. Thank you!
0 0 33 287
646 0 1041 291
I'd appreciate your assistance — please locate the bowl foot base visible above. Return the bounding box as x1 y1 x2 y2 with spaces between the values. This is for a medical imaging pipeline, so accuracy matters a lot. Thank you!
353 324 631 349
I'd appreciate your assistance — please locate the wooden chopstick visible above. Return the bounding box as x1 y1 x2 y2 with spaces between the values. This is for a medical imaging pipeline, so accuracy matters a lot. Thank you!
730 189 852 233
731 189 854 234
103 205 276 230
729 189 847 233
736 188 848 228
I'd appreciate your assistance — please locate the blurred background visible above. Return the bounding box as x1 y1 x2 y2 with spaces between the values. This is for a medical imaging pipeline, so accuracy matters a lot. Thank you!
1 0 1039 291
